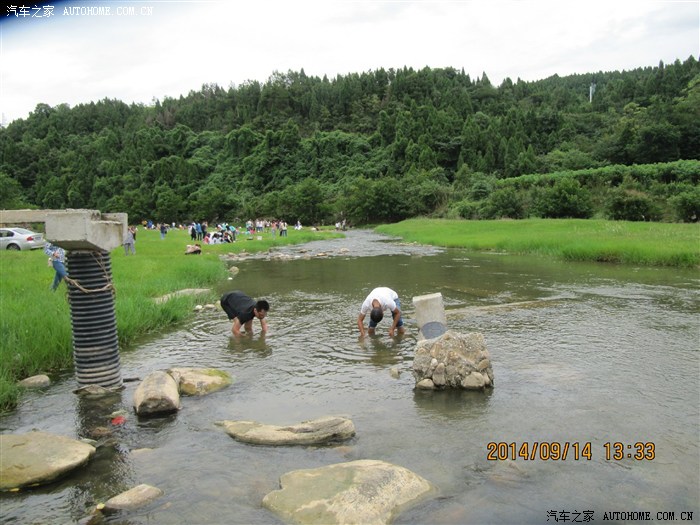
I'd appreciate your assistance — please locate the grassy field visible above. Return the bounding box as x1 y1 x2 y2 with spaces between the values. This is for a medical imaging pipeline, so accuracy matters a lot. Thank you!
0 226 340 412
377 218 700 267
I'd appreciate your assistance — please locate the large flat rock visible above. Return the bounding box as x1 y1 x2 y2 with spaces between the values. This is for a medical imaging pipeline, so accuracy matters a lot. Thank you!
262 459 435 524
0 431 95 490
218 416 355 445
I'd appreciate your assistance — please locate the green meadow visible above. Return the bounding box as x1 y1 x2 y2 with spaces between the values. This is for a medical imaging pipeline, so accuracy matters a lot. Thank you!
378 219 700 268
0 227 340 412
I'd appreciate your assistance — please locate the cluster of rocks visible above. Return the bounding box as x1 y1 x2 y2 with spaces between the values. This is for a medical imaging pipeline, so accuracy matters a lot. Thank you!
412 330 494 390
219 247 351 264
133 367 233 416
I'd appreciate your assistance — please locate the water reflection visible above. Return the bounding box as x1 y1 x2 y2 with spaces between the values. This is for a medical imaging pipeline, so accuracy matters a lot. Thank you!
412 388 494 421
226 332 273 358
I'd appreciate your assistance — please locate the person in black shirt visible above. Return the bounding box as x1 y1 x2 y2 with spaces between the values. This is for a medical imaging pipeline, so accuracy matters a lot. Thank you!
220 290 269 336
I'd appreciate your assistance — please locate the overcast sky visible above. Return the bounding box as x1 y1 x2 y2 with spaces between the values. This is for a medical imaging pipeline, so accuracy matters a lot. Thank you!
1 0 698 125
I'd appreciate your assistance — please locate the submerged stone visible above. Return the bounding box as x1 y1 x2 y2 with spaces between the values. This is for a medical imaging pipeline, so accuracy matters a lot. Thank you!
218 416 355 445
262 459 435 525
73 384 120 397
0 431 95 490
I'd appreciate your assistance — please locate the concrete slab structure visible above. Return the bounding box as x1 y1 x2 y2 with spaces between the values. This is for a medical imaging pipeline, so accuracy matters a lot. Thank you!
0 208 126 251
412 292 448 340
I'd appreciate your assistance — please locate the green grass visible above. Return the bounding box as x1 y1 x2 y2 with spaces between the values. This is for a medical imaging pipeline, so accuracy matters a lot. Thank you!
377 219 700 267
0 227 340 412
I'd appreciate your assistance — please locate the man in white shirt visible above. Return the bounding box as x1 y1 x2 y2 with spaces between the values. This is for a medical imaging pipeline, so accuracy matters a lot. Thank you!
357 286 405 337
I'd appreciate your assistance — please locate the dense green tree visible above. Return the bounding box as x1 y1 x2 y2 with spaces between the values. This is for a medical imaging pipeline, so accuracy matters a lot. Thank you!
1 58 698 225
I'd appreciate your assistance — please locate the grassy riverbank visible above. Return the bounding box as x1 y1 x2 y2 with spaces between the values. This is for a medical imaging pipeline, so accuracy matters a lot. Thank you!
0 227 340 412
377 219 700 268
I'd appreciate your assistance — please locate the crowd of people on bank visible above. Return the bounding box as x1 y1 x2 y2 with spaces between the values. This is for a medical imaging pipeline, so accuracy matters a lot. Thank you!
140 219 299 245
122 218 310 257
185 219 291 244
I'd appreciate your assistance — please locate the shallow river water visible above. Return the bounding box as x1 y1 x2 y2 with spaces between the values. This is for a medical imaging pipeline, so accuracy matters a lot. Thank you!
1 230 699 524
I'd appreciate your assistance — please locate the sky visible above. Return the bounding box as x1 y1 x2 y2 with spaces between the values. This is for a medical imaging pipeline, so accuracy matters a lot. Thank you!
1 0 698 125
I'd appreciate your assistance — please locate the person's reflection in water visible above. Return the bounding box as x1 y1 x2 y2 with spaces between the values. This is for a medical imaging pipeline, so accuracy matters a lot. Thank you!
226 331 272 358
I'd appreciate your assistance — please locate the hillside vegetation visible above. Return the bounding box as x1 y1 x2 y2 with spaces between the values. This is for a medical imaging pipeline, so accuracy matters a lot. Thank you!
1 58 698 224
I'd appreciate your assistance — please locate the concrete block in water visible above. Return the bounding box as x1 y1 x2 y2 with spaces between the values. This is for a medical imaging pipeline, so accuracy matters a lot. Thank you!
412 292 447 339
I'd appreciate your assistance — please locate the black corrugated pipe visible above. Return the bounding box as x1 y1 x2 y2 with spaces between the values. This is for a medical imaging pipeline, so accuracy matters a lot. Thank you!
66 250 122 388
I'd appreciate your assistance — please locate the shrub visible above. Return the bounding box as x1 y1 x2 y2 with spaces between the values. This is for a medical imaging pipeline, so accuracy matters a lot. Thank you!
668 187 700 222
605 189 662 221
450 199 482 219
482 188 525 219
532 177 593 218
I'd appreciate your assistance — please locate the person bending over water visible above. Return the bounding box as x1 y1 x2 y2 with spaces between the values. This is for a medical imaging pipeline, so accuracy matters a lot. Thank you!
220 290 269 336
357 286 405 337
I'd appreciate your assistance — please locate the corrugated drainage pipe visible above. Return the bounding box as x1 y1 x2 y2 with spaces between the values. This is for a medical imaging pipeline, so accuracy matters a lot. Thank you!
66 250 122 388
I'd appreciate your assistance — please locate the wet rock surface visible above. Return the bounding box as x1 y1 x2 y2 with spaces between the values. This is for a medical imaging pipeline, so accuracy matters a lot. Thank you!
133 371 180 416
0 431 96 490
167 367 233 396
217 416 355 445
412 330 494 390
262 459 435 525
103 483 164 511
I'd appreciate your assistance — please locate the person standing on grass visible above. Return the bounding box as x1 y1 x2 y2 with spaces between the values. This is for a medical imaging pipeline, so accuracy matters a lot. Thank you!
45 242 67 291
124 226 136 255
357 286 405 337
220 290 269 336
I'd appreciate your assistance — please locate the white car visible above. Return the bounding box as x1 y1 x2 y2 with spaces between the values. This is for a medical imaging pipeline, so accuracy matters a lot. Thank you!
0 227 46 250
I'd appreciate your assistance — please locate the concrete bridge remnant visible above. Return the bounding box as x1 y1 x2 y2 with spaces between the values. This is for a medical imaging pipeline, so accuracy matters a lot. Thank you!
1 209 127 389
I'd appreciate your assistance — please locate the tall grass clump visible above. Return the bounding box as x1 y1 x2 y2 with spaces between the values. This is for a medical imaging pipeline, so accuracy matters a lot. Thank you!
377 219 700 267
0 226 340 412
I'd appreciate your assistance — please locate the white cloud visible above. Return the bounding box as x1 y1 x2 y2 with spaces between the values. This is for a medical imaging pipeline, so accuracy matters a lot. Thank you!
1 0 698 124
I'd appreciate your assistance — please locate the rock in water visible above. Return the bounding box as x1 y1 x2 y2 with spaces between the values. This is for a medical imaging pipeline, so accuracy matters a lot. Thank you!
0 431 96 490
167 367 232 396
104 483 164 511
133 371 180 416
412 330 494 390
218 416 355 445
263 459 435 525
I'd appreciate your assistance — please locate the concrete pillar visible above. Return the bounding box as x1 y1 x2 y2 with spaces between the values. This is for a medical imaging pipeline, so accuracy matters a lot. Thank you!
2 209 127 389
412 292 448 340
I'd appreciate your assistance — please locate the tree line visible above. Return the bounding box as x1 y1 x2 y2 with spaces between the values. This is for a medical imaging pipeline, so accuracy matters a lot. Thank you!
1 57 698 225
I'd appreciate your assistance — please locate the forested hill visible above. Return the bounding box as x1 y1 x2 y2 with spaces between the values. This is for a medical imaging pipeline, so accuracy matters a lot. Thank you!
1 57 699 225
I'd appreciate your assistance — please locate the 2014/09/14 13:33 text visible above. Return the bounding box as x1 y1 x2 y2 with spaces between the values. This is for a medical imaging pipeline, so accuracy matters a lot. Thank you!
486 441 656 461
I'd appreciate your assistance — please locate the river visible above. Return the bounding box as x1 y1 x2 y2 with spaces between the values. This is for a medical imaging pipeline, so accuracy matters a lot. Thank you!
1 230 698 524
